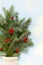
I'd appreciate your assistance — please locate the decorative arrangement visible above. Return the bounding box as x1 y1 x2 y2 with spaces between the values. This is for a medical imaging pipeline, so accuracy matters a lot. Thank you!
0 6 33 57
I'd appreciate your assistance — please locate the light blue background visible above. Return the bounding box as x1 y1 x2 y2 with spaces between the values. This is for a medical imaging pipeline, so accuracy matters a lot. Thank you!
0 0 43 65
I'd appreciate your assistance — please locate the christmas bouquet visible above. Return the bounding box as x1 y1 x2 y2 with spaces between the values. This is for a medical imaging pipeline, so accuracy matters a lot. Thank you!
0 6 33 57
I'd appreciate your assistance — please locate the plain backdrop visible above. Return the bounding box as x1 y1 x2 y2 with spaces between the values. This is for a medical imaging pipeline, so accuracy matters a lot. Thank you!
0 0 43 65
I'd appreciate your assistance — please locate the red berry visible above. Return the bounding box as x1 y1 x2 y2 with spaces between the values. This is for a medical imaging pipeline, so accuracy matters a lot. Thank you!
4 39 9 43
4 38 12 43
23 37 28 43
9 28 14 35
0 48 3 51
11 17 14 20
15 49 19 53
9 31 13 34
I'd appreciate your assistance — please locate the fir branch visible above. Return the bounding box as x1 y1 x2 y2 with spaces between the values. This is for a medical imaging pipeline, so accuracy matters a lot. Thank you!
0 6 33 57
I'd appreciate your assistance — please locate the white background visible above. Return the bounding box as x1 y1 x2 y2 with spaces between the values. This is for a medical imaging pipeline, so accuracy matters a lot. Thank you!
0 0 43 65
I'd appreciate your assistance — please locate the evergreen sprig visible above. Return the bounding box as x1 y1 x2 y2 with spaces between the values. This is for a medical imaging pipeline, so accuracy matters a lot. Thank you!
0 6 33 57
